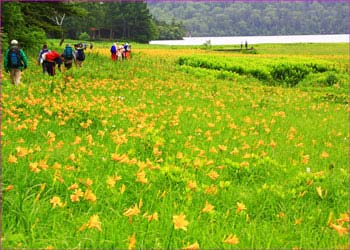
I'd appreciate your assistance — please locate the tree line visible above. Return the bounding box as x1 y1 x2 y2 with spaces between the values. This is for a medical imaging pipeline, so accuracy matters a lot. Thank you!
147 1 348 37
2 1 347 50
1 1 186 49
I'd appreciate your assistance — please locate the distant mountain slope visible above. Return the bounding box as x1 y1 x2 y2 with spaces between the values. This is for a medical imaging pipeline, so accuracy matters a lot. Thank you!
147 1 348 37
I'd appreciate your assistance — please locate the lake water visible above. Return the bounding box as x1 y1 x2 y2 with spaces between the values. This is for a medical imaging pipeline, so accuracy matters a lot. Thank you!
149 34 349 46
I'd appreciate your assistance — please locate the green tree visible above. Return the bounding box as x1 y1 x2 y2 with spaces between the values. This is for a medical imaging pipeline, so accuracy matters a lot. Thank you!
1 2 45 49
1 1 86 48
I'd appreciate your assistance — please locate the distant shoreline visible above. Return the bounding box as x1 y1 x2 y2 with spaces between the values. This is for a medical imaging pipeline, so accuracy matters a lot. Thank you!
149 34 349 45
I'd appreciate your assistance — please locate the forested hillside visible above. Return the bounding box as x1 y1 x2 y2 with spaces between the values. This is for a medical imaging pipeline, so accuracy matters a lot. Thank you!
147 1 348 37
1 1 185 48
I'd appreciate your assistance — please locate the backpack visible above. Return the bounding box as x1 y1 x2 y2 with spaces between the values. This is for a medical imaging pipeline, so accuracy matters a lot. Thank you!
63 46 73 60
110 45 116 54
8 48 22 68
76 49 85 61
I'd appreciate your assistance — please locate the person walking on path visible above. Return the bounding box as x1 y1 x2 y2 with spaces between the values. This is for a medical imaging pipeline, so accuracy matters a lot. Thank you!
75 43 85 67
62 44 75 70
38 44 50 74
42 50 63 76
117 46 123 61
110 43 117 61
4 40 28 85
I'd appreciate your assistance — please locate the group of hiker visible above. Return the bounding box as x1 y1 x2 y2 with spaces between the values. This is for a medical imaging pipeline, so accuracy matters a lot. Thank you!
37 43 86 76
110 42 132 61
4 40 87 84
4 39 132 85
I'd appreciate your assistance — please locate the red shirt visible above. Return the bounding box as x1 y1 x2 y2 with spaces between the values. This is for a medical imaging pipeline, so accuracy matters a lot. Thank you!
45 51 61 62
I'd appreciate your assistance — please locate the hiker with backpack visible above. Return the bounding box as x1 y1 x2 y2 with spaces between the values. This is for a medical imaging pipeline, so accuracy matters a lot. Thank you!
38 44 50 74
110 43 117 61
4 40 28 85
41 50 63 76
124 43 131 59
117 46 123 61
75 43 85 67
62 44 75 69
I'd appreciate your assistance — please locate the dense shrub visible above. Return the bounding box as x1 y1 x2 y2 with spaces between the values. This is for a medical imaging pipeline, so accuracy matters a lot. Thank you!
270 64 309 87
299 71 349 88
78 32 90 41
177 55 338 87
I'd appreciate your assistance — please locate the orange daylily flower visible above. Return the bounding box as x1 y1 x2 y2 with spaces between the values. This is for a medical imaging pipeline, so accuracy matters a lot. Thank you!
320 151 329 158
35 183 46 202
205 185 218 195
136 170 148 184
73 136 81 145
52 162 62 169
128 233 136 250
230 148 239 155
85 178 93 187
84 189 97 202
16 146 30 157
182 241 200 250
50 196 65 208
86 134 93 145
111 153 129 162
70 189 84 202
120 184 126 194
68 183 79 190
209 147 218 153
123 204 141 218
176 152 184 159
5 185 14 192
241 143 250 150
236 202 246 213
69 154 76 162
47 131 56 144
337 213 350 223
79 214 102 231
29 162 40 173
7 154 18 164
316 186 323 199
302 155 310 164
329 223 348 236
240 161 249 168
173 213 189 231
223 234 239 244
207 170 219 180
38 159 49 170
202 200 215 213
269 140 277 148
294 218 302 225
106 174 122 188
205 159 214 166
187 180 197 191
143 212 159 222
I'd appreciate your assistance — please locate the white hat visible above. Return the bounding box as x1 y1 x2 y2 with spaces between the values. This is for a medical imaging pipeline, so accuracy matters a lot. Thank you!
11 40 18 45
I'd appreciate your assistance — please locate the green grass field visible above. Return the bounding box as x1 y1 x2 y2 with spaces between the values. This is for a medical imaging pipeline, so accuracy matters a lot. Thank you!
2 41 349 249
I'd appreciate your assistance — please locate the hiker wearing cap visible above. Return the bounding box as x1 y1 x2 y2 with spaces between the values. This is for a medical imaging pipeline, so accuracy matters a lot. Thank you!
38 44 50 74
125 43 131 59
4 40 28 85
42 50 63 76
75 43 85 68
110 43 117 61
62 44 75 69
